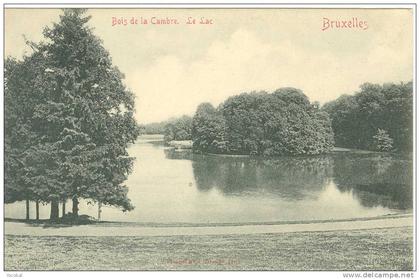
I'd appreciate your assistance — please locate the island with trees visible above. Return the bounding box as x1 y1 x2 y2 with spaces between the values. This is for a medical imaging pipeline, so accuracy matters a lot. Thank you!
157 81 412 156
192 88 334 156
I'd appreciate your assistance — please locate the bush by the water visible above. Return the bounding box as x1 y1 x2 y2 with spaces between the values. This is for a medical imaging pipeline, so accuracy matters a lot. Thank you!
192 88 334 156
373 129 394 152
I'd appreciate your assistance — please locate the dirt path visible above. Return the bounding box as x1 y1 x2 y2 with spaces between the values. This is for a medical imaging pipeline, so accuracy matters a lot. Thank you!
5 215 413 237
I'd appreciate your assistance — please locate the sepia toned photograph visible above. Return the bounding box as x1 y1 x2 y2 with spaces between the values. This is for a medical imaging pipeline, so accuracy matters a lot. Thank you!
3 4 415 272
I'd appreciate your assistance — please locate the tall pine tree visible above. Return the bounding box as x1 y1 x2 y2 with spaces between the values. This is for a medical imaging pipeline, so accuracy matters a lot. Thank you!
5 9 139 220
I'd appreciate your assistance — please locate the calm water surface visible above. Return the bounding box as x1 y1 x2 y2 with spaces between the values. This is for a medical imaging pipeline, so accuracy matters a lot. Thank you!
5 135 413 223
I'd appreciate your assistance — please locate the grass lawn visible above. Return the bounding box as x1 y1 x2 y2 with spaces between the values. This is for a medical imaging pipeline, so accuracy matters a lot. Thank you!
5 226 413 271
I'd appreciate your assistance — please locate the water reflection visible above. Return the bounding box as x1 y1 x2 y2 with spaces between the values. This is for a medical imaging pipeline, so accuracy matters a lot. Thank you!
193 156 332 200
165 148 412 211
332 153 412 210
5 137 412 223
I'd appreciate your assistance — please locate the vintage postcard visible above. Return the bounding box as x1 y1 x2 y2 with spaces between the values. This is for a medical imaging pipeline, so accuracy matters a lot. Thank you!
2 3 416 275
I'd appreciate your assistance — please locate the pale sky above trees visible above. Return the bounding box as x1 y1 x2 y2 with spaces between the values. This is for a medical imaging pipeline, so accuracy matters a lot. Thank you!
5 8 413 123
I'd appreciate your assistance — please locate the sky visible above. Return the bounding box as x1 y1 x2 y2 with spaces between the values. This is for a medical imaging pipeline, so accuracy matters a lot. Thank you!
5 8 413 124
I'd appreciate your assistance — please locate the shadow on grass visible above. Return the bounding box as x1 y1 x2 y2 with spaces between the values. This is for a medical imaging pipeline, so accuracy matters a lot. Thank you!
5 214 105 228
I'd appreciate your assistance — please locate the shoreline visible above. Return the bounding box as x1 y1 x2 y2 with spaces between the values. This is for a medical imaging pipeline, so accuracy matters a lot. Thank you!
4 213 413 237
144 135 410 157
166 145 398 158
5 212 412 228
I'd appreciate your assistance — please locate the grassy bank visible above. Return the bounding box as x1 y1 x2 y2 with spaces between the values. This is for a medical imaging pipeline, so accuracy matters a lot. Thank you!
5 227 412 271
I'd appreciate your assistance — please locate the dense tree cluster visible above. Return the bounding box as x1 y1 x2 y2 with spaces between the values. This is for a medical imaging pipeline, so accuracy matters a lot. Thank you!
139 121 168 135
192 88 334 156
139 116 193 141
191 103 227 153
323 82 412 152
5 9 139 220
163 115 193 143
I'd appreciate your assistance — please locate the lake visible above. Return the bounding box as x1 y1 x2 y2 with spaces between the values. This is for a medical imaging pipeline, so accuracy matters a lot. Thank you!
5 135 413 223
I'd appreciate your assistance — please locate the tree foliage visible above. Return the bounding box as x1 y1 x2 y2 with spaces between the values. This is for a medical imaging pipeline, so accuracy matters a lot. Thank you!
5 9 139 218
323 82 412 152
192 88 334 156
192 103 227 153
139 122 167 135
163 115 193 143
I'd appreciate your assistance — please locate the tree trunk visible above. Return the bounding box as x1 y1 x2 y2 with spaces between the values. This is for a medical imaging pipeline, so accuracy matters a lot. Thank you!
98 202 102 221
72 196 79 216
62 200 66 217
35 200 39 221
50 200 59 220
25 199 30 221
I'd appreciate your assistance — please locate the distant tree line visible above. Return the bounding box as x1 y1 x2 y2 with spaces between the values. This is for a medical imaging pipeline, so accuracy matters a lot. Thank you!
323 82 412 152
5 9 138 221
139 116 193 143
139 121 168 135
192 88 334 156
139 81 412 157
188 82 412 156
163 115 193 143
